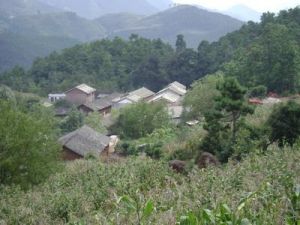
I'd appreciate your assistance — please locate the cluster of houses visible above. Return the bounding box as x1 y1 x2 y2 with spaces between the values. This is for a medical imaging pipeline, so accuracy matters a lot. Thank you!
48 81 187 160
49 81 186 121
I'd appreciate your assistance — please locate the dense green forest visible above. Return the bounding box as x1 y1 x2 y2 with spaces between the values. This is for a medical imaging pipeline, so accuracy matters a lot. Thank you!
1 7 299 95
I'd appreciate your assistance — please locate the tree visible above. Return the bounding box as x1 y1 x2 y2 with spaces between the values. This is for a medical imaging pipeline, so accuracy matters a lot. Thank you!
266 101 300 147
0 85 16 103
183 73 223 121
201 77 254 162
175 34 186 53
60 107 84 133
85 112 108 134
0 101 60 188
111 102 171 139
215 77 254 143
227 23 300 94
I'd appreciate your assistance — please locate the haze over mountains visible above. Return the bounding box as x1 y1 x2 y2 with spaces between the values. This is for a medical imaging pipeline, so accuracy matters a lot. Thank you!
224 4 261 22
0 0 248 71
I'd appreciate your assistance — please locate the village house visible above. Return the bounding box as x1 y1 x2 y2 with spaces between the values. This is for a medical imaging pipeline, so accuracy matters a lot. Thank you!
148 81 186 105
112 87 155 109
78 93 123 115
65 83 96 105
59 125 111 160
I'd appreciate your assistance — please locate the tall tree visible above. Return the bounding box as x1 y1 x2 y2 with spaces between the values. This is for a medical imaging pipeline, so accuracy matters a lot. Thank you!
201 77 254 162
175 34 186 53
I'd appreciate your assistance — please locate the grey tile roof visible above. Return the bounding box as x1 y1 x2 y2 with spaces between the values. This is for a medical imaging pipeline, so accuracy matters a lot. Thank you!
128 87 155 99
59 125 110 157
65 83 96 94
80 93 124 111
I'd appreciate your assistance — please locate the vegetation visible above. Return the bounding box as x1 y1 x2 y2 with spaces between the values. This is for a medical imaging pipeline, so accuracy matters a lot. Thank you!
0 148 299 224
111 102 171 139
267 101 300 147
0 5 300 225
0 100 61 189
183 73 222 121
59 107 85 134
1 7 299 95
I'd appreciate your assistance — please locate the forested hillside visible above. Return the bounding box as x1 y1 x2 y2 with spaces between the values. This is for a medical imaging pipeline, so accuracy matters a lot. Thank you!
0 0 60 17
1 7 299 96
106 5 243 48
0 2 243 71
0 32 79 72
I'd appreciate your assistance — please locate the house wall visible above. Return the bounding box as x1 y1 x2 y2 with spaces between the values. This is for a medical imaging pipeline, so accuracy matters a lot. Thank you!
99 106 112 115
62 145 110 161
65 88 95 105
62 147 83 160
100 145 110 158
78 105 94 115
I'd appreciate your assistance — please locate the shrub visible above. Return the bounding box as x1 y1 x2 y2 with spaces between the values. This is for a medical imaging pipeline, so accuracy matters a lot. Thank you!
111 102 171 139
0 100 61 189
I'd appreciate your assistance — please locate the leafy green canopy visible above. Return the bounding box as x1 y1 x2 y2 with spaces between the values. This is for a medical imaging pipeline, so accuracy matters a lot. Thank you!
267 101 300 147
111 102 171 139
0 100 60 188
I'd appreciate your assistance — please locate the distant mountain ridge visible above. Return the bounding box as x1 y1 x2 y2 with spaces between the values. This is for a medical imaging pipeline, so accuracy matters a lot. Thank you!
0 0 60 17
38 0 159 19
224 4 261 22
104 5 243 47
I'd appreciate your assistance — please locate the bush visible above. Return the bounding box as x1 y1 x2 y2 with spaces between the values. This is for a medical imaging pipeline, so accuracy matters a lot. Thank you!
0 100 61 189
248 85 267 98
266 101 300 147
111 102 171 139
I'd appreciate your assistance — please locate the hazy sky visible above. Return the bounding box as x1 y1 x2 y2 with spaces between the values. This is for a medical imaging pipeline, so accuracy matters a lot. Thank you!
173 0 300 12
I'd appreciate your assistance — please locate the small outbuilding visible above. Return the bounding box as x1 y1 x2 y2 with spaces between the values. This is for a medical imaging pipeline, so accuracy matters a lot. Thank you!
59 125 111 160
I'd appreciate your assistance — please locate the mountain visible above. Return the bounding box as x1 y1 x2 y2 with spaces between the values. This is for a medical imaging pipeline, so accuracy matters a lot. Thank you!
95 13 143 34
0 2 244 71
0 10 106 71
147 0 173 10
39 0 158 19
0 0 60 18
108 5 243 48
224 4 261 22
0 32 79 71
8 12 106 42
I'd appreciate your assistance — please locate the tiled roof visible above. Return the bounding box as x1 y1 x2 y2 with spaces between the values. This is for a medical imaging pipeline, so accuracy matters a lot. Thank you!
59 125 110 157
66 84 96 94
128 87 155 99
169 81 186 90
149 91 181 103
80 93 124 111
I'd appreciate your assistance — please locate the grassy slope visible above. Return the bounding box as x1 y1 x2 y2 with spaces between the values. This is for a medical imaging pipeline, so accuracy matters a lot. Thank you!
0 148 299 224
